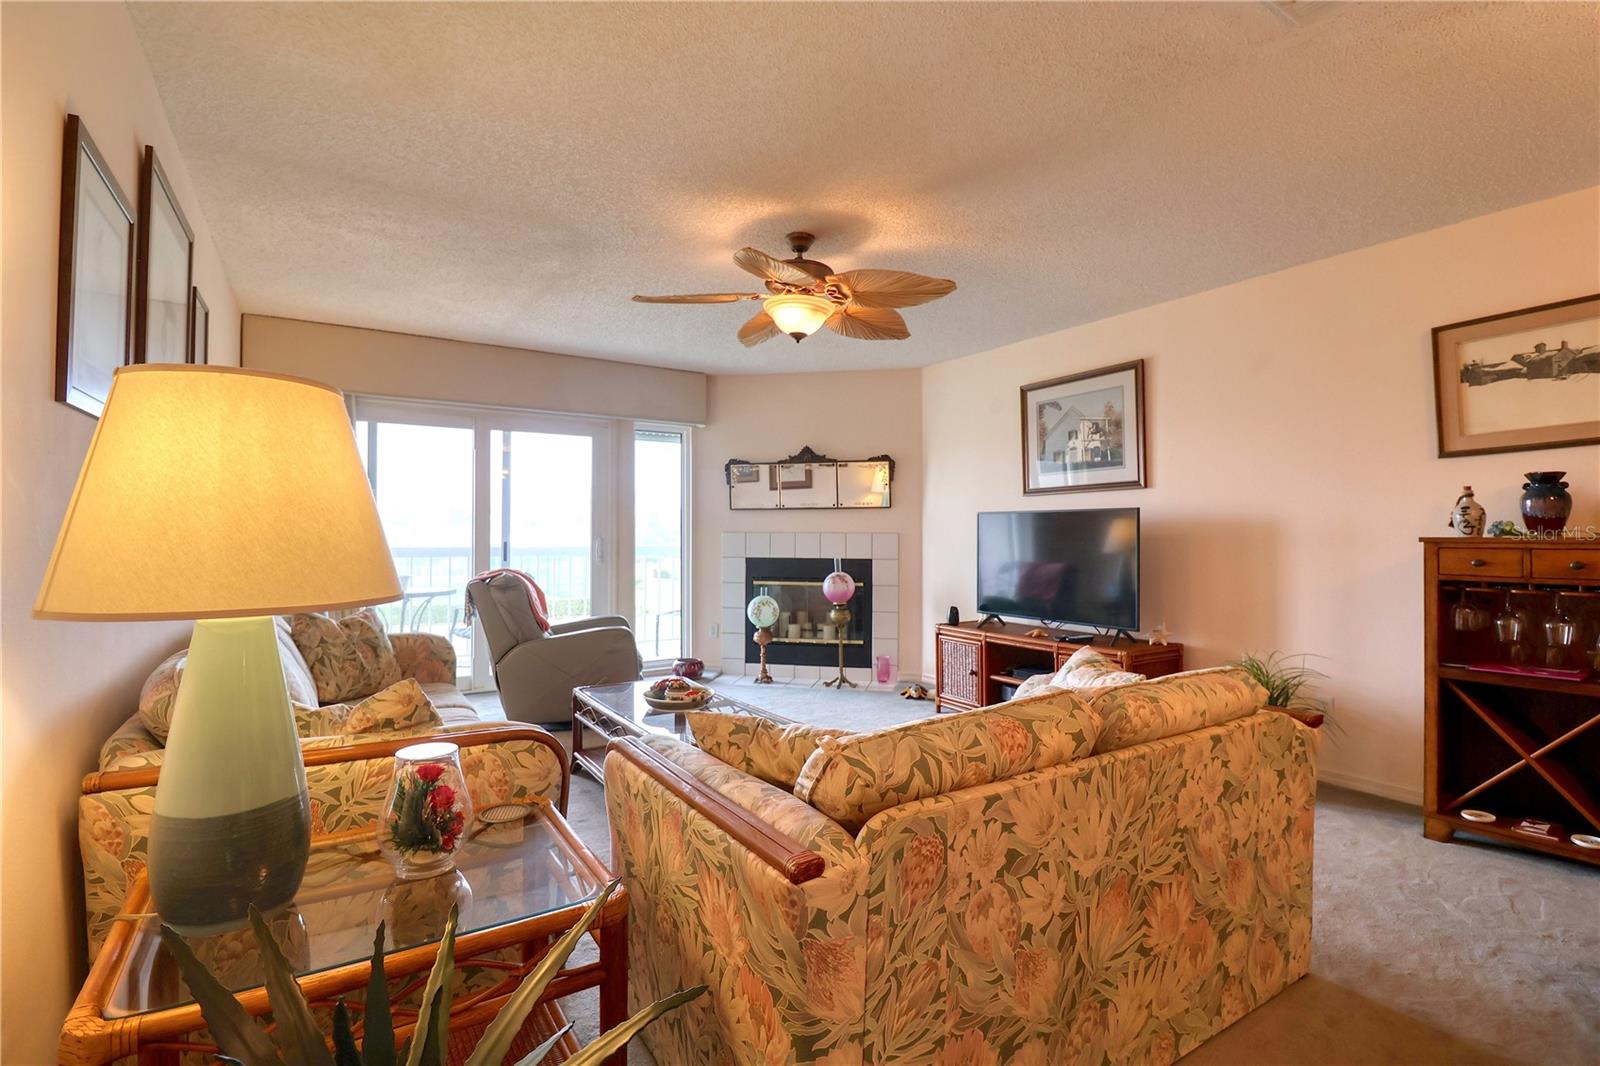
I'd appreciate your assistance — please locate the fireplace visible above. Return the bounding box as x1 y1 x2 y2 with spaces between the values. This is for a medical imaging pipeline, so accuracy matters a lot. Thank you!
745 557 873 668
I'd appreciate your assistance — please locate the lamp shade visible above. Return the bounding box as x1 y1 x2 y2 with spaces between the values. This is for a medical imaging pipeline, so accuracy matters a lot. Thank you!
34 365 401 620
763 293 835 340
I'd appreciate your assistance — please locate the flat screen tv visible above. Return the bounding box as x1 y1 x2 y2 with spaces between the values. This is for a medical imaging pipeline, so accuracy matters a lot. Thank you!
976 508 1139 630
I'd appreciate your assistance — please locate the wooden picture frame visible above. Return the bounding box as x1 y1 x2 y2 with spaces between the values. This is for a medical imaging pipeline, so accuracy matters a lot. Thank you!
188 286 210 364
1431 295 1599 457
134 146 193 364
1020 360 1146 494
55 114 135 418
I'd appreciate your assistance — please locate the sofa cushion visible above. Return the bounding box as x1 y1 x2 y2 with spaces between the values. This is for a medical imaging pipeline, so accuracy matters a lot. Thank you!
1049 646 1147 689
685 710 854 790
292 678 442 738
136 650 188 742
1087 666 1267 753
289 609 402 703
420 682 485 729
793 688 1100 832
273 617 320 705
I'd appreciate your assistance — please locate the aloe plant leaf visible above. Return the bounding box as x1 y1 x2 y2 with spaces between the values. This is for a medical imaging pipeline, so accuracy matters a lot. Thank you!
560 986 707 1066
362 922 396 1066
462 881 617 1066
250 905 337 1066
157 923 284 1065
509 1024 571 1066
401 904 459 1066
332 1002 364 1066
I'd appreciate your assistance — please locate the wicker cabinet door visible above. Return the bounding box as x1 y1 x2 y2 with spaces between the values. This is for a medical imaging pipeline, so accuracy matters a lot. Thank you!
939 636 982 706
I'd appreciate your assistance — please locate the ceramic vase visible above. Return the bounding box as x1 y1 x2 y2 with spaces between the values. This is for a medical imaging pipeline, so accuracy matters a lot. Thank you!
1520 472 1572 534
1448 487 1486 537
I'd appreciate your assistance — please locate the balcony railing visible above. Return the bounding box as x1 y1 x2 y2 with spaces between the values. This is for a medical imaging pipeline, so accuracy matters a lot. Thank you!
376 546 683 671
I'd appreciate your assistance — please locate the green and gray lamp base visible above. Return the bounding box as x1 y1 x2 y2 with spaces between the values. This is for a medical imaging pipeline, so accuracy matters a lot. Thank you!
147 615 310 934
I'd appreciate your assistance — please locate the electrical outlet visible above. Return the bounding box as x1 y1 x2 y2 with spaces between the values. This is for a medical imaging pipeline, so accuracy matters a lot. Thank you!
709 622 720 637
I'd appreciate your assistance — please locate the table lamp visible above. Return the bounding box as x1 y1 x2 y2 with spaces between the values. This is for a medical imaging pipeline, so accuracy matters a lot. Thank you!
35 365 400 931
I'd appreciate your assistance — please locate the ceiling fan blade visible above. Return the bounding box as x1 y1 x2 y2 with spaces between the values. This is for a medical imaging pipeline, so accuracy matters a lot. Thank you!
738 310 781 347
834 269 956 309
631 293 763 304
825 304 910 341
733 247 816 287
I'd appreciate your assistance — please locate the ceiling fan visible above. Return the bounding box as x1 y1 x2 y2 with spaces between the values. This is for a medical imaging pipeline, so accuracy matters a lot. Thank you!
632 232 956 346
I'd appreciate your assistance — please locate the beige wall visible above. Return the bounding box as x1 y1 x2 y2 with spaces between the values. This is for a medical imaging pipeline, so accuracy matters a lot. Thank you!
691 370 924 678
242 314 707 425
921 187 1600 804
1 4 241 1059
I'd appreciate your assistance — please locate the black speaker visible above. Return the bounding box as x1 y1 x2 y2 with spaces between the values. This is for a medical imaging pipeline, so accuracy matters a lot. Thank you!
947 605 960 625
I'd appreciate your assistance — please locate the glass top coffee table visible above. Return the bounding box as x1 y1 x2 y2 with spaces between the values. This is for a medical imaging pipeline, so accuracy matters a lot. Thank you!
61 800 628 1065
570 680 792 781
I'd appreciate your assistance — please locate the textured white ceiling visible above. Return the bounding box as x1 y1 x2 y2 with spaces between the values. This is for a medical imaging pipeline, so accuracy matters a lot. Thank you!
130 2 1599 374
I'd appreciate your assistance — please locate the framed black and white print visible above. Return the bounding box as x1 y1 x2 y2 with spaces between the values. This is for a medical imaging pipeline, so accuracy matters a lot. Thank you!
188 286 210 364
55 114 135 418
134 146 193 364
1020 360 1146 494
1432 295 1599 457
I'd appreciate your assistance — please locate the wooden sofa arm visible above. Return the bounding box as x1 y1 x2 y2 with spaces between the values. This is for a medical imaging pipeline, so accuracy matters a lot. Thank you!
606 737 825 885
82 722 571 812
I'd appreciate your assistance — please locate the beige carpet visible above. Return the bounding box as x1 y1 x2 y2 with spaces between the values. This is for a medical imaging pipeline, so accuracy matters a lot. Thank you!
476 691 1600 1064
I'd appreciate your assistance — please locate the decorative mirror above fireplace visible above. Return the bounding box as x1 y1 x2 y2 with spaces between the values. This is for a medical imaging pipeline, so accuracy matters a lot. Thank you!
726 445 894 510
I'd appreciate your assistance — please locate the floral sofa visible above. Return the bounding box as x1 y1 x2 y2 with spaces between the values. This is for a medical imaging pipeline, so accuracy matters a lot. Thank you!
604 662 1319 1066
78 616 569 960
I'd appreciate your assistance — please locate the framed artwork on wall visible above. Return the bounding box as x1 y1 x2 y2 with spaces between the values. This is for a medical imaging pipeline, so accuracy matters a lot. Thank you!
55 114 135 418
1432 295 1599 457
188 286 210 364
134 146 193 364
1020 359 1146 494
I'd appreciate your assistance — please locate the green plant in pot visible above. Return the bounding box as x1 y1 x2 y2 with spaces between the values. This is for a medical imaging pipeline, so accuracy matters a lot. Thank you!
158 879 702 1065
1234 651 1333 731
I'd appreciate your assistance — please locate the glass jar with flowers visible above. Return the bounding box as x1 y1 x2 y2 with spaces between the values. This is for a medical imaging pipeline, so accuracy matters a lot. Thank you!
380 741 473 880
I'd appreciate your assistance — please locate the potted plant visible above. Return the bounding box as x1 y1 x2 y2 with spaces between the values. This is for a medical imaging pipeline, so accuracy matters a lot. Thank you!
159 879 701 1065
1234 651 1332 730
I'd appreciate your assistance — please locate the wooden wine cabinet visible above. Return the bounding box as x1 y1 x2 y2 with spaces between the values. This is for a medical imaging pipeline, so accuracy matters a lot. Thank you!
933 620 1183 713
1421 536 1600 866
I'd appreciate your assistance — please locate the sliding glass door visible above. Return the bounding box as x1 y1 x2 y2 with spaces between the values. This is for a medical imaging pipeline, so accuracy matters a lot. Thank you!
635 426 686 664
354 398 633 690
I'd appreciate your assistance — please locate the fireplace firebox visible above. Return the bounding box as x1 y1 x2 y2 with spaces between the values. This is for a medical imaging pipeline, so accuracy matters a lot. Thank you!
745 557 873 668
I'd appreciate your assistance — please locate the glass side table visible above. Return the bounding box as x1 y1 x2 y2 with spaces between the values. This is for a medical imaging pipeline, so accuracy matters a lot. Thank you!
571 679 794 782
60 799 628 1065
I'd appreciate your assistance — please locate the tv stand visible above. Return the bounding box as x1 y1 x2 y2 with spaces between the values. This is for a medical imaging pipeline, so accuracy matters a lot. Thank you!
935 621 1183 714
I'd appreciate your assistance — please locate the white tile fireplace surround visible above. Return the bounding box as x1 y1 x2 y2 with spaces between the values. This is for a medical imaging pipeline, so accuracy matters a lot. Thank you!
718 531 900 687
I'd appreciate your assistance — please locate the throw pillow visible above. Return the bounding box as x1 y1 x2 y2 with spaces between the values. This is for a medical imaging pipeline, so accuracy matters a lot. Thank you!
686 710 854 790
1049 646 1146 690
289 608 403 704
137 649 188 742
794 688 1100 832
1088 666 1268 753
294 678 441 738
273 616 321 707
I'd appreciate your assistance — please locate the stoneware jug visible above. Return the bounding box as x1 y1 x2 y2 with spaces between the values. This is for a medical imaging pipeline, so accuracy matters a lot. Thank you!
1449 487 1486 537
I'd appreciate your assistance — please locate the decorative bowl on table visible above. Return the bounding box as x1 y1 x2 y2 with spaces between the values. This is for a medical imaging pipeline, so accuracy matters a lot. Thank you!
643 676 712 710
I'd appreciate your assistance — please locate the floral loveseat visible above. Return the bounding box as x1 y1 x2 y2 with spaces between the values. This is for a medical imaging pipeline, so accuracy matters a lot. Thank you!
604 661 1318 1066
78 615 569 959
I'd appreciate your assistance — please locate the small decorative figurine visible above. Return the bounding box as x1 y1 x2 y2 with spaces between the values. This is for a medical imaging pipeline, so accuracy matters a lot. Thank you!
900 683 929 700
1148 623 1171 646
1448 487 1486 536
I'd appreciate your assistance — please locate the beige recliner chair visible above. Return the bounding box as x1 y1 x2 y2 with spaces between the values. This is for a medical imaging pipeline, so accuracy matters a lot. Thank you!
467 572 644 725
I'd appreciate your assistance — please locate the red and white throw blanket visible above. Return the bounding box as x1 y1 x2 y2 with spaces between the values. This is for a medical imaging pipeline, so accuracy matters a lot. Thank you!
465 568 551 633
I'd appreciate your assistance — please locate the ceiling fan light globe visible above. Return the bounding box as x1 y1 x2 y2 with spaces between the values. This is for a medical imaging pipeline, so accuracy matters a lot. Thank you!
762 293 834 339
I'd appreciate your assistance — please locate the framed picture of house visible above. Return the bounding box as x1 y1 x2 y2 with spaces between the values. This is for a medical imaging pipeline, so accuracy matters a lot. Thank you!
134 146 193 364
55 114 135 418
1432 295 1600 457
188 286 210 364
1020 360 1146 494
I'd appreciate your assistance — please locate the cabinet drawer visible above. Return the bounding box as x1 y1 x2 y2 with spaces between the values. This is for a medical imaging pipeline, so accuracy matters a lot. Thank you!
1531 548 1600 579
1438 546 1525 578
